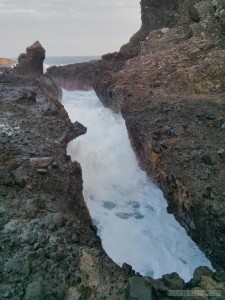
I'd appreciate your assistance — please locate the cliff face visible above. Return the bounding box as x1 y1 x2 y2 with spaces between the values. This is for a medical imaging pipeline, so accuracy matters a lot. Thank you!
4 42 225 300
93 0 225 270
0 45 132 299
46 0 225 274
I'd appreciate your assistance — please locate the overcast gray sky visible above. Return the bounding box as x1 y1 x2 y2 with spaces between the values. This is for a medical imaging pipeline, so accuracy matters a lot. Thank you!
0 0 141 58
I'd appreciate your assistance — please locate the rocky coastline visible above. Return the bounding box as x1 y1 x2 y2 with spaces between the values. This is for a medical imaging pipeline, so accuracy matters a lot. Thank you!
1 42 225 300
1 1 225 299
47 0 225 274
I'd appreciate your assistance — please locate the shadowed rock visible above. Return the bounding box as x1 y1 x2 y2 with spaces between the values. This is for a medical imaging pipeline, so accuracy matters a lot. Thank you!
15 41 45 75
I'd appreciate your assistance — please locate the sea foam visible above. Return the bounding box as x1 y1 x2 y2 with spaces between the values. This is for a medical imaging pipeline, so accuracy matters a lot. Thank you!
63 89 213 281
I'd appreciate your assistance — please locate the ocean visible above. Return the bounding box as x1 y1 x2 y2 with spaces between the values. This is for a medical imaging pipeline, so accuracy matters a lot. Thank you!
44 56 100 70
50 57 213 281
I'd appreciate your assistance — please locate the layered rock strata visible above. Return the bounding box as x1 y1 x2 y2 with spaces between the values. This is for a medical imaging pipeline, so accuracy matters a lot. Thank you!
47 0 225 274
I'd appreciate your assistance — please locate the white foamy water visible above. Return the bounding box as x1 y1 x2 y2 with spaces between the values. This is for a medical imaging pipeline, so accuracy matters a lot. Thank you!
63 89 212 281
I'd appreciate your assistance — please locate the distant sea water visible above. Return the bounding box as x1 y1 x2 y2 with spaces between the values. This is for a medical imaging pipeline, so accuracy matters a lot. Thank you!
44 56 101 70
9 56 100 71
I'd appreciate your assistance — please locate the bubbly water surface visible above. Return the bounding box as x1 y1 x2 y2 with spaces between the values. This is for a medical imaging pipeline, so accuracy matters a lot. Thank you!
63 89 212 281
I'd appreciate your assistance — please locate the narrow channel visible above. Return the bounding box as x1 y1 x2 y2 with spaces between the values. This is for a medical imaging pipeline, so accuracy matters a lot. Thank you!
62 89 212 281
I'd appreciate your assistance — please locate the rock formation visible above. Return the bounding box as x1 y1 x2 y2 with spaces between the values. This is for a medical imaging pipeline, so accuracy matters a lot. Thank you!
15 41 45 75
47 0 225 276
47 61 98 91
2 40 225 299
2 0 225 297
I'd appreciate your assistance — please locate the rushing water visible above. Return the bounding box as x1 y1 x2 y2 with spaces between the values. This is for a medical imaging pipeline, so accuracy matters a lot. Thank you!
62 89 212 281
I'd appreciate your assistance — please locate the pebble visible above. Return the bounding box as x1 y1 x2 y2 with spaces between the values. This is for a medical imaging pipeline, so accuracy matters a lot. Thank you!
201 154 213 165
25 281 43 300
36 168 48 174
27 232 38 245
160 27 170 34
41 213 65 229
126 276 152 300
173 124 184 136
30 157 54 168
217 149 225 161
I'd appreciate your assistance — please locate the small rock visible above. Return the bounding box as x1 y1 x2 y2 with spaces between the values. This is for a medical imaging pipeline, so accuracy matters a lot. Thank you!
21 261 31 276
126 276 152 300
204 113 216 119
71 233 79 243
201 155 213 165
36 168 48 174
27 232 38 245
25 281 43 300
52 250 66 261
116 212 134 219
188 267 214 287
52 162 59 169
162 273 185 290
221 123 225 129
217 149 225 161
122 263 135 275
0 167 14 186
191 150 200 156
214 271 225 283
103 201 116 210
41 214 55 229
200 173 209 180
173 125 184 136
30 157 54 168
152 143 161 153
160 27 170 34
53 213 65 228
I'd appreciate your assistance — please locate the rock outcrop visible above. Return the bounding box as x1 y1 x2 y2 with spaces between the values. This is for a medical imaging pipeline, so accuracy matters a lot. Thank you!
47 0 225 276
47 61 98 91
15 41 45 75
0 46 129 299
94 0 225 271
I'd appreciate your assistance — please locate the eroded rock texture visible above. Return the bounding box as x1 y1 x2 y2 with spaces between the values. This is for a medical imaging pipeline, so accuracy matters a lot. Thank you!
15 41 45 75
47 0 225 274
4 43 224 300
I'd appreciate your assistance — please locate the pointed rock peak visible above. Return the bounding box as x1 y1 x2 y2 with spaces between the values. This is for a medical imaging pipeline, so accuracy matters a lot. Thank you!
15 41 45 76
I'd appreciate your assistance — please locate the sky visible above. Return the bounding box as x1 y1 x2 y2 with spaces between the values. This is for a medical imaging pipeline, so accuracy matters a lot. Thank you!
0 0 141 58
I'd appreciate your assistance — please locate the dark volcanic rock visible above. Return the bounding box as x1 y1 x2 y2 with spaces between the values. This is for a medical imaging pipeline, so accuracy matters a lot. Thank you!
15 41 45 75
0 43 129 299
92 0 225 272
46 0 225 275
46 61 98 91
